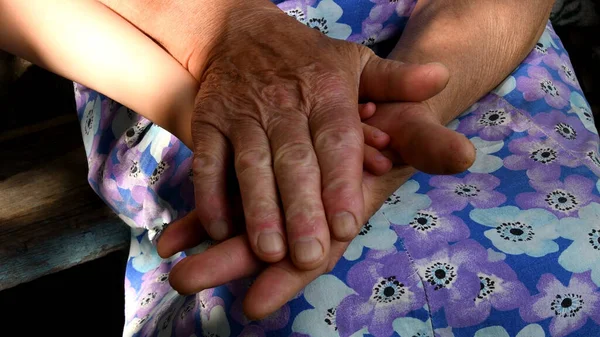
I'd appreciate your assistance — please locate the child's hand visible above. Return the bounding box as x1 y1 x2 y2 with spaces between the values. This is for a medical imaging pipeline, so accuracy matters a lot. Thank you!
363 101 476 175
359 102 393 176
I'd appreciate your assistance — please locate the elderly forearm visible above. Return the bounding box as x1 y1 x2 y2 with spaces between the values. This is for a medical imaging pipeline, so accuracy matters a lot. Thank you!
0 0 198 139
390 0 555 123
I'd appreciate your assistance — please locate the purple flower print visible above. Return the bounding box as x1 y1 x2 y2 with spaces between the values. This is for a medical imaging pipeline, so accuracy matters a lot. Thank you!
444 254 530 327
169 156 194 204
336 251 425 337
110 146 147 191
349 22 397 46
529 110 595 152
456 94 529 141
124 276 138 323
198 288 225 316
277 0 316 23
520 272 600 337
368 0 415 23
174 295 199 337
393 207 470 259
240 325 266 337
516 66 569 109
427 173 506 212
584 142 600 176
523 33 558 66
74 83 89 113
544 51 580 89
125 186 178 231
504 135 578 180
412 241 483 323
227 278 290 331
99 98 116 131
136 262 178 317
516 174 600 219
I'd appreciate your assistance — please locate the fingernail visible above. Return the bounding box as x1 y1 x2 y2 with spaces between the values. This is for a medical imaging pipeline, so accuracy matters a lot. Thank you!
372 129 385 139
294 238 324 265
209 220 229 241
375 153 388 162
257 232 284 255
332 211 357 239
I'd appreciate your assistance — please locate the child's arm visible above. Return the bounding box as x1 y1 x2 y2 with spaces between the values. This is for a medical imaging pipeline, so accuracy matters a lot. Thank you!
0 0 198 143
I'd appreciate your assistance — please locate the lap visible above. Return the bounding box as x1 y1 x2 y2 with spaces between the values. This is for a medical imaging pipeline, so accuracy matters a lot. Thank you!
75 2 600 336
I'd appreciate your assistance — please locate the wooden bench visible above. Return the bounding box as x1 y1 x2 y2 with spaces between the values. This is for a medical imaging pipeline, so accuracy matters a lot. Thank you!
0 54 129 291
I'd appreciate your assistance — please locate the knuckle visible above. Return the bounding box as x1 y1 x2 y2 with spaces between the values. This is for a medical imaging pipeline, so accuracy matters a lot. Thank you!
193 153 223 178
314 126 363 155
322 180 356 199
235 148 272 176
313 73 350 97
285 209 323 237
274 142 317 169
245 199 281 228
259 82 305 111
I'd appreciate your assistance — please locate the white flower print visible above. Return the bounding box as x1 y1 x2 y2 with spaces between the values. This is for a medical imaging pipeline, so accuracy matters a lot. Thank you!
557 202 600 287
569 92 598 134
81 96 101 156
343 210 397 261
474 324 545 337
185 239 215 256
130 234 163 273
157 297 185 337
487 248 506 262
292 275 365 337
137 124 173 163
468 137 505 173
393 317 454 337
493 76 516 97
112 105 137 139
380 180 431 225
447 119 460 131
201 305 230 337
123 314 150 336
470 206 560 257
306 0 352 40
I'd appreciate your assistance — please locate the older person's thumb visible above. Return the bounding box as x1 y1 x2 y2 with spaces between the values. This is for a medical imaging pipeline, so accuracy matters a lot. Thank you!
359 56 449 102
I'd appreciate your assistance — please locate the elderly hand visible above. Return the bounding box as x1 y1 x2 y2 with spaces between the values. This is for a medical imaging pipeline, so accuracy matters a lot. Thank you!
188 3 453 271
159 98 476 319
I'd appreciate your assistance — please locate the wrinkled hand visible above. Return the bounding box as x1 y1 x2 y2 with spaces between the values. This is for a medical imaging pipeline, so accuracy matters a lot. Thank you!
189 4 451 270
159 102 476 320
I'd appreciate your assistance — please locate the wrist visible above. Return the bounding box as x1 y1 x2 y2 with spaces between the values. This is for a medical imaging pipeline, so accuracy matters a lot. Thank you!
98 0 279 81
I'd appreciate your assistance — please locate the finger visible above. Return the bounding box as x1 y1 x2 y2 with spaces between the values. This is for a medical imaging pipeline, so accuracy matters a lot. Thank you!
360 57 449 102
362 123 390 150
157 210 208 258
169 235 263 295
242 168 417 320
366 103 476 174
269 117 330 270
191 121 233 241
358 102 376 120
364 144 392 176
310 97 365 242
231 122 287 263
243 239 349 320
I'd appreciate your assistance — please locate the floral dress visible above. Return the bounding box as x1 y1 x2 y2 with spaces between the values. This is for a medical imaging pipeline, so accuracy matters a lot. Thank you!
75 1 600 336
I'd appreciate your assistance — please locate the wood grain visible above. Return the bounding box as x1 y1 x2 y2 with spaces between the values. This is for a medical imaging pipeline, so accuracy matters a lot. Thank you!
0 63 129 290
